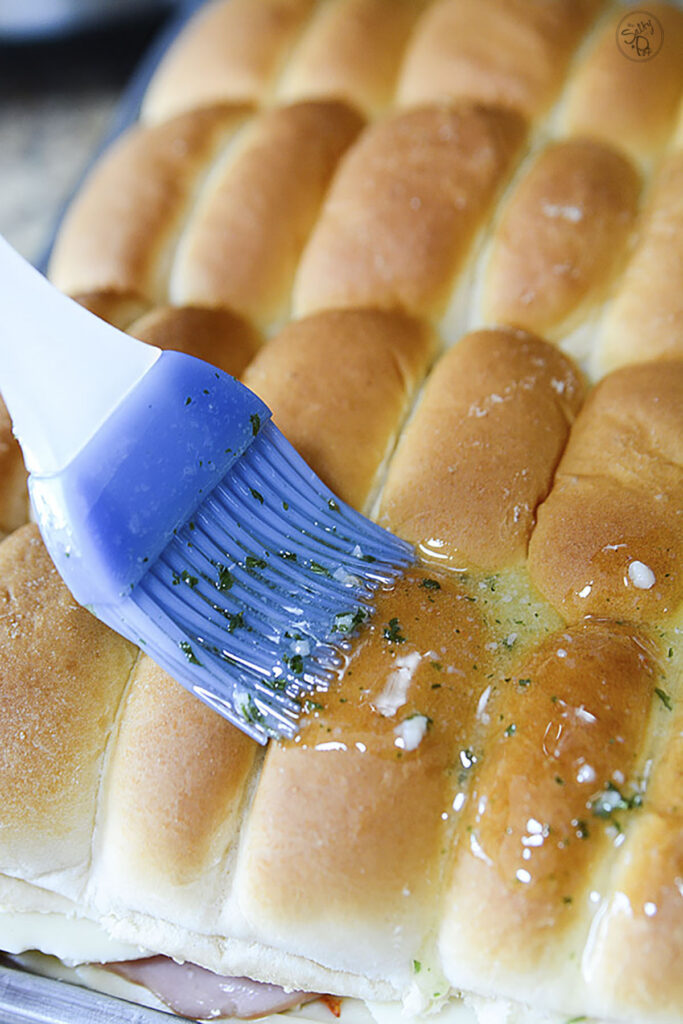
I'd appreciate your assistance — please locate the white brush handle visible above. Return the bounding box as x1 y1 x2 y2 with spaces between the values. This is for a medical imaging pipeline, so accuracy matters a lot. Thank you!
0 235 160 475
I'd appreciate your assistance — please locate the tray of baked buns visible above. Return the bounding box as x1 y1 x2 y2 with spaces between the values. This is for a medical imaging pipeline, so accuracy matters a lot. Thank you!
0 1 681 1023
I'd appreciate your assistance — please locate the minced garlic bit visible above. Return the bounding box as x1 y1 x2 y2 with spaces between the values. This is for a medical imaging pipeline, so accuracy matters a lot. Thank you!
627 560 656 590
394 714 430 751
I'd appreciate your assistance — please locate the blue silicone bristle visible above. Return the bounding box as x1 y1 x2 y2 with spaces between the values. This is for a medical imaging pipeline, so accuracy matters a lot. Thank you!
127 422 414 742
30 351 415 744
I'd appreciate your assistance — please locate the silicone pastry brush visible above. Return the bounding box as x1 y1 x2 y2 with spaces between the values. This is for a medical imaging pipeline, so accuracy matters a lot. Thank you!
0 237 414 742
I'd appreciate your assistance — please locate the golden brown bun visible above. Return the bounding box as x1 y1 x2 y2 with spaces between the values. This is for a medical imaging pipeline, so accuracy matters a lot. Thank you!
71 290 151 330
170 101 364 332
238 568 487 988
397 0 602 118
128 305 262 378
0 525 136 894
142 0 315 122
242 309 435 511
481 139 640 339
378 328 585 570
0 400 28 539
48 105 251 301
440 620 663 1010
277 0 428 115
528 361 683 622
597 150 683 374
561 2 683 161
294 103 525 324
93 656 257 918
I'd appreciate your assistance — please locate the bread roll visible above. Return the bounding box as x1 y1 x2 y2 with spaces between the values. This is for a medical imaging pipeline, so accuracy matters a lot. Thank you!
128 305 262 377
48 105 251 301
378 328 584 569
0 525 136 896
0 400 28 540
397 0 602 119
480 139 640 342
170 101 364 332
294 103 525 332
243 309 435 511
142 0 316 122
2 2 683 1023
276 0 429 115
596 149 683 373
561 1 683 161
528 360 683 622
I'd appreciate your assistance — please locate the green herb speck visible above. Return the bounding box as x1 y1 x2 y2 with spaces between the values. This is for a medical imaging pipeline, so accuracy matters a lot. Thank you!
246 556 267 570
285 654 304 675
179 641 201 665
412 960 421 974
215 565 233 591
383 617 406 644
420 578 441 591
655 687 673 711
310 561 331 577
250 413 261 436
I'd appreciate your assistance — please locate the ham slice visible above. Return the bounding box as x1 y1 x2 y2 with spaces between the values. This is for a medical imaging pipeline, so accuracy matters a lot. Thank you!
107 956 315 1020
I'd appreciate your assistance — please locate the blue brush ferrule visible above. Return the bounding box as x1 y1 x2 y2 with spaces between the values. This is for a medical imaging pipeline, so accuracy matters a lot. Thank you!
30 350 271 606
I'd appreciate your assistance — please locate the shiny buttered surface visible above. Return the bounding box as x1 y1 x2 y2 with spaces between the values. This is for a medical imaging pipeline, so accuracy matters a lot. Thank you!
1 2 682 1022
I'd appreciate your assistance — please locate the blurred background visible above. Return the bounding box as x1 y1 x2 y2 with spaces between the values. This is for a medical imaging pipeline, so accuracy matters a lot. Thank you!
0 0 189 264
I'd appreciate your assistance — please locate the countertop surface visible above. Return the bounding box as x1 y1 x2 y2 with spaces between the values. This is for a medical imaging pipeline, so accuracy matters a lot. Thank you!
0 12 172 265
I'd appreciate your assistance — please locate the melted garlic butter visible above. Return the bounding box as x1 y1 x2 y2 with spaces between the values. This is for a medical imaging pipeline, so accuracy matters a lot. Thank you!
290 564 562 760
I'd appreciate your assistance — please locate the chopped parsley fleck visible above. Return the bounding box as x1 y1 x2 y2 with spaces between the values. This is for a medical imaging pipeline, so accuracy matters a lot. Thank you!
250 413 261 436
420 578 441 591
431 661 443 671
180 570 198 588
590 781 643 820
362 554 376 563
278 550 297 561
282 501 289 511
250 488 264 504
412 960 421 974
383 617 406 644
668 647 673 658
302 698 324 713
242 695 264 725
517 678 531 688
215 565 233 591
245 556 267 570
179 641 201 665
185 396 192 406
555 776 565 786
504 722 517 737
262 677 287 692
224 611 244 633
284 654 304 675
332 607 368 634
328 498 340 512
655 687 673 711
562 896 573 905
572 818 590 840
310 561 331 577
